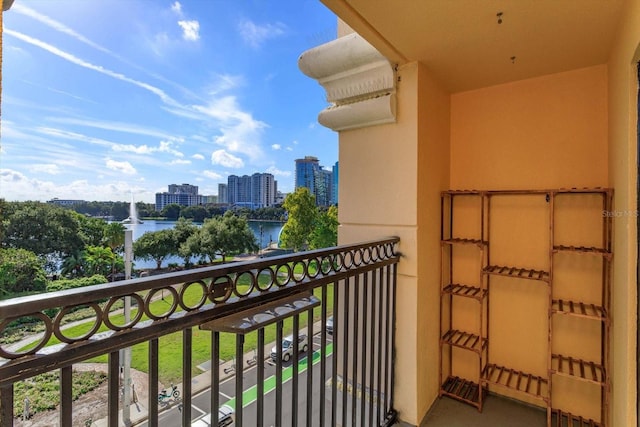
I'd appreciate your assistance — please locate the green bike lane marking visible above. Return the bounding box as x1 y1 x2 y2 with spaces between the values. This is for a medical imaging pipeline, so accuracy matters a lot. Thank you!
224 342 334 410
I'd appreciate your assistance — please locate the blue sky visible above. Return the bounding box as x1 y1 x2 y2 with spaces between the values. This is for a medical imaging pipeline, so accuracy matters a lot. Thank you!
1 0 338 203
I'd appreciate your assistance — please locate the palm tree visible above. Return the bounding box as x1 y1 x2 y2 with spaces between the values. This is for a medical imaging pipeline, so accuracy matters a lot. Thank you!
60 250 86 278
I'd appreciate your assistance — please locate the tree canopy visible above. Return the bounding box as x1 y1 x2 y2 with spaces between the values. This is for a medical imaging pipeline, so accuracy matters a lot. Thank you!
280 188 318 251
0 248 48 298
183 211 258 263
1 202 85 271
133 228 175 270
309 205 338 249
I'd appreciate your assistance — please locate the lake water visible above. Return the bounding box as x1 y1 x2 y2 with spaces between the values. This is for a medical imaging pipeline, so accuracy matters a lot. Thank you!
124 219 284 270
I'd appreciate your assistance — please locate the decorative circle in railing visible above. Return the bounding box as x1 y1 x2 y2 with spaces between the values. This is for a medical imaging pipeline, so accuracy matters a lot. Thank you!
293 261 307 282
362 247 372 264
234 271 256 297
256 267 276 292
0 313 53 359
53 303 103 343
145 287 178 320
178 280 208 311
333 252 344 272
209 276 233 303
307 258 320 279
102 295 144 331
385 242 394 258
354 248 365 267
371 245 380 262
343 250 354 269
320 255 333 275
276 264 292 287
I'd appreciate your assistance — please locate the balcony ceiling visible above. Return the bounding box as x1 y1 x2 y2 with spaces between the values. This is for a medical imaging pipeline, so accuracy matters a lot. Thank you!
320 0 625 93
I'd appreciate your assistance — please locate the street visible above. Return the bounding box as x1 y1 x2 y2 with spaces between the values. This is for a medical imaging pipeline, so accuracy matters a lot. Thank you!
138 332 334 426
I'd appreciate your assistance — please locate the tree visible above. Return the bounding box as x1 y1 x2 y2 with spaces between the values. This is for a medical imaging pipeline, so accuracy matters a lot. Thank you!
183 211 258 263
161 204 182 220
103 222 126 252
60 250 86 278
133 229 175 270
173 218 198 266
84 246 117 277
1 202 85 272
76 214 108 247
180 205 207 223
0 248 48 297
280 187 318 251
309 205 338 249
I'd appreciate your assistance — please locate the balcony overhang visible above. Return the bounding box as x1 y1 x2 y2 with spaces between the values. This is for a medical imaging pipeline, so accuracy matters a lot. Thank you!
298 33 396 131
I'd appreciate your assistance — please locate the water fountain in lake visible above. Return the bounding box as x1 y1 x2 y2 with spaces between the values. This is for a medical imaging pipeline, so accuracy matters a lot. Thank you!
121 194 143 224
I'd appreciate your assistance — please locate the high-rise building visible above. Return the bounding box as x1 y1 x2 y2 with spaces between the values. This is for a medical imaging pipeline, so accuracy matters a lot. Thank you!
228 173 277 208
295 156 335 207
218 183 228 204
155 183 205 211
332 161 339 205
168 183 198 195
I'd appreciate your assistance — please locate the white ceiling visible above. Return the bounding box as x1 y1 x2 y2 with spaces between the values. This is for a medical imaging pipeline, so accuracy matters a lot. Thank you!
321 0 626 92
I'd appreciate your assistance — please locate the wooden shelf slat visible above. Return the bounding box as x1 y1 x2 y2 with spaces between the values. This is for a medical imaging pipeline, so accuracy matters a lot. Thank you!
441 329 487 353
442 238 487 246
552 299 608 321
440 376 482 408
551 354 606 385
553 245 611 258
483 265 550 282
481 363 548 400
552 408 602 427
442 284 487 300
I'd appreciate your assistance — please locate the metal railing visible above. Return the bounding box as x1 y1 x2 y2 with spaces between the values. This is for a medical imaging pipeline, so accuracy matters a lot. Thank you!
0 237 400 427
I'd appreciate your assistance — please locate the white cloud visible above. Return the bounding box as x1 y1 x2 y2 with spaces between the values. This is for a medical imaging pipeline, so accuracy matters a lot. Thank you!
192 153 205 160
171 1 182 15
0 169 155 202
203 170 223 180
194 96 267 161
49 117 177 140
211 150 244 168
5 29 179 107
170 159 191 165
178 20 200 41
29 164 61 175
286 147 293 151
271 144 281 150
106 159 136 175
238 19 286 48
266 166 291 177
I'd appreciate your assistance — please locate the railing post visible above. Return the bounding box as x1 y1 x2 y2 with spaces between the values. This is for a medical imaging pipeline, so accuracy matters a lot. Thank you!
0 385 14 427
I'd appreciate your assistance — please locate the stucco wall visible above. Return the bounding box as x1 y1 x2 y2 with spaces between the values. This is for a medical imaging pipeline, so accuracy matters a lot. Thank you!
339 61 450 425
450 65 609 416
607 0 640 425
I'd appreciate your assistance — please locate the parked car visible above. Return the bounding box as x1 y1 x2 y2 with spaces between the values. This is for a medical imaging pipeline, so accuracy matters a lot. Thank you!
270 334 308 363
326 316 334 335
191 404 234 427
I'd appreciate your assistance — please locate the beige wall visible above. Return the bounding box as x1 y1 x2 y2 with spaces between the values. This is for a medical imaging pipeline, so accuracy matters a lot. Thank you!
451 65 608 190
607 0 640 425
339 61 450 424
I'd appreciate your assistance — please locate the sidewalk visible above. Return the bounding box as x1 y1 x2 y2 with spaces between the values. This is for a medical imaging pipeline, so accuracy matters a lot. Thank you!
94 320 326 427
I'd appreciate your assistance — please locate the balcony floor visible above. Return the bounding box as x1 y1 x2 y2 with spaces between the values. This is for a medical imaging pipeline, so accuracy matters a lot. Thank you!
420 394 546 427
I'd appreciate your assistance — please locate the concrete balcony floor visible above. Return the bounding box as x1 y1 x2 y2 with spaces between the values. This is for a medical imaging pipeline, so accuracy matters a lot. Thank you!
418 394 545 427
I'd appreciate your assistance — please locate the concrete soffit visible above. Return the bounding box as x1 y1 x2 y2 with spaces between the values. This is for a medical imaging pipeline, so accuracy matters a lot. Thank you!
298 33 396 131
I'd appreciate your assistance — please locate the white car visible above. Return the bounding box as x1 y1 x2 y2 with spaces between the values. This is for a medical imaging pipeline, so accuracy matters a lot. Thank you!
191 404 234 427
270 334 308 363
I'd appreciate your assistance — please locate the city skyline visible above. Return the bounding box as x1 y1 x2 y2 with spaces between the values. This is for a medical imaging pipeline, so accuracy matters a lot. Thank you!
1 0 338 203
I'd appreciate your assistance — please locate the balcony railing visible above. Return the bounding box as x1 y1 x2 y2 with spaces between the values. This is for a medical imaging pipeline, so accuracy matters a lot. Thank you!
0 237 400 427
